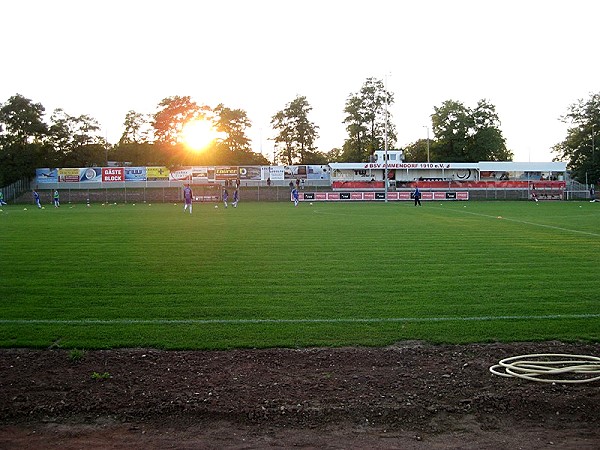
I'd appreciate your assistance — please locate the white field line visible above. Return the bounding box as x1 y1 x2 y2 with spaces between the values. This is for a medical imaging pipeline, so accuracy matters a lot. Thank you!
454 209 600 237
313 204 600 237
1 314 599 326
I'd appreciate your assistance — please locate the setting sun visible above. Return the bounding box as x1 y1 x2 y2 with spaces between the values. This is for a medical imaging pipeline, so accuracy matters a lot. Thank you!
181 120 218 151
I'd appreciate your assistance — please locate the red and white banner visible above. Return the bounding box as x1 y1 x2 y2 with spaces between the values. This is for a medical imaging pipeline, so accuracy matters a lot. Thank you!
102 168 124 182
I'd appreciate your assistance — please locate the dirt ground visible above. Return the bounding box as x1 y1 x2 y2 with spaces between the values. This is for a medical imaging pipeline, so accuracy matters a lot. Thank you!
1 341 599 449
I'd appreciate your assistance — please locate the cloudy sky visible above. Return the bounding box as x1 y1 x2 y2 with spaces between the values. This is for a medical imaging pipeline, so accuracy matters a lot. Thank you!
2 0 598 162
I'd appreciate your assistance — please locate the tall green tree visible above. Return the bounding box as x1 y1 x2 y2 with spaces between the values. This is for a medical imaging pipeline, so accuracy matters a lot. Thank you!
112 110 155 166
0 94 49 185
469 99 512 161
47 109 107 166
552 92 600 184
119 110 153 145
431 99 511 162
212 104 252 164
403 139 430 162
431 100 472 161
340 96 367 162
217 104 269 165
150 96 211 168
0 94 48 145
152 96 208 145
271 96 319 165
325 147 343 163
342 77 396 162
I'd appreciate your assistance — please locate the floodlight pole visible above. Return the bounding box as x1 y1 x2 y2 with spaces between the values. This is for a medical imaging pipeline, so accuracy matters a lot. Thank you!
384 75 389 203
424 125 430 163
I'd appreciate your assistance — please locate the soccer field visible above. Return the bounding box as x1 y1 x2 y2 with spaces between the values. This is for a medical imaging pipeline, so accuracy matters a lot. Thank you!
1 200 599 349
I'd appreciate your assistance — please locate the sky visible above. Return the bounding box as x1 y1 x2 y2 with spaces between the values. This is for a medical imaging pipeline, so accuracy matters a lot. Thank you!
2 0 598 163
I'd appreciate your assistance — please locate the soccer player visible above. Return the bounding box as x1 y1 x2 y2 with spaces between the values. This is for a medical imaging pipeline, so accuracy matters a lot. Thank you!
232 189 239 208
223 189 229 208
0 191 7 206
531 183 539 203
292 187 299 207
531 191 539 203
53 189 60 208
413 186 422 206
32 189 41 208
183 185 193 214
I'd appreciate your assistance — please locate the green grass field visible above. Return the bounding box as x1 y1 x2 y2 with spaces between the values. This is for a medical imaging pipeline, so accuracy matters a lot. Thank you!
1 199 599 349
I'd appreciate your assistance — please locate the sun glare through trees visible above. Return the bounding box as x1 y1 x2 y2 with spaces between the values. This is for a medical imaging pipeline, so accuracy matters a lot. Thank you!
181 119 218 151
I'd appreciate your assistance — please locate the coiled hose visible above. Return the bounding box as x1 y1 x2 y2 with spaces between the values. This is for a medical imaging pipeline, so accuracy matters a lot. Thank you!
489 353 600 383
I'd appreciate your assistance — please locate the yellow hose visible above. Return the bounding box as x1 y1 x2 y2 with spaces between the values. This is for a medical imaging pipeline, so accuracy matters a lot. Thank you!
489 353 600 383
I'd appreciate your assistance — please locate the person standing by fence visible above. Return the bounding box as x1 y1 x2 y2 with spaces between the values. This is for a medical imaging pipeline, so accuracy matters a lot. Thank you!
0 191 6 206
53 189 60 208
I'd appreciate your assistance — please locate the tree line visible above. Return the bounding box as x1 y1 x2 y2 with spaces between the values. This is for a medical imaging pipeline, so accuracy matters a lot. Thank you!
552 93 600 185
1 79 597 186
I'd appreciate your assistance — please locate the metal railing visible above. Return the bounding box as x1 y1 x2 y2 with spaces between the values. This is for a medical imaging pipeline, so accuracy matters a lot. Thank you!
0 177 32 203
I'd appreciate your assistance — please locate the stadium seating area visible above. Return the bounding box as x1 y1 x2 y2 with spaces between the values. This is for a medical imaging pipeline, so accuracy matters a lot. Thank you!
332 180 566 190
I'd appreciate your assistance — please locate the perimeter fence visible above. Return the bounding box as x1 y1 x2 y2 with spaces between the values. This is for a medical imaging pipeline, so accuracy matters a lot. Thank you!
7 179 595 204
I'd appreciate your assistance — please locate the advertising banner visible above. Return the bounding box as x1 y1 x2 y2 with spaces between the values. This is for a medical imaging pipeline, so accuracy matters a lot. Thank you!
307 165 330 180
192 167 208 182
262 166 284 181
79 168 102 182
296 191 469 202
169 168 193 182
215 167 238 180
102 167 125 182
58 168 81 183
238 166 261 180
284 165 307 179
36 168 58 183
124 167 147 181
146 167 169 180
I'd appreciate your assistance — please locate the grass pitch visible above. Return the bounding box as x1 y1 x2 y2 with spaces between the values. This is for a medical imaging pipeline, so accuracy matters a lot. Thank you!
1 200 599 349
